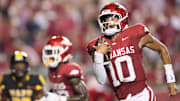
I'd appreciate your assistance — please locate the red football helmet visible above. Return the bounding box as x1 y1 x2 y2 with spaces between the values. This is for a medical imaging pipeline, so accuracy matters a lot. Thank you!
98 2 128 36
42 36 72 68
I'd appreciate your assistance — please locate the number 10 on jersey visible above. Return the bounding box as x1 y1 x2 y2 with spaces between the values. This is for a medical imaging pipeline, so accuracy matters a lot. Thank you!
107 55 136 87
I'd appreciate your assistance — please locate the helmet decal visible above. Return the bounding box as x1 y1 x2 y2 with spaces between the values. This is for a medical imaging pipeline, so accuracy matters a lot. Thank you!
14 51 27 61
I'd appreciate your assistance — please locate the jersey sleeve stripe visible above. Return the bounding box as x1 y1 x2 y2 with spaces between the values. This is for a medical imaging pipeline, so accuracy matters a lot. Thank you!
0 84 5 90
38 75 46 86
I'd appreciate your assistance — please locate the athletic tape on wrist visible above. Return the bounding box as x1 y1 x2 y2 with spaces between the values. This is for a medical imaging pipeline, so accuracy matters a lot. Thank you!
60 96 67 101
164 64 176 83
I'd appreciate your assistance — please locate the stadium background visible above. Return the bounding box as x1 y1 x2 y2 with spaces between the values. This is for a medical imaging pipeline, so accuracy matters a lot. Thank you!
0 0 180 100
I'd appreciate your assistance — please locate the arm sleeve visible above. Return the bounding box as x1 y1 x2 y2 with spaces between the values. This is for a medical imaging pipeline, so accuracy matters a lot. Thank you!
93 52 107 85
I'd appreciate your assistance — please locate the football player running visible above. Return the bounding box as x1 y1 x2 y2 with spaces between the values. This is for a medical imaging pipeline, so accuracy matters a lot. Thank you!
0 50 46 101
40 36 88 101
87 2 177 101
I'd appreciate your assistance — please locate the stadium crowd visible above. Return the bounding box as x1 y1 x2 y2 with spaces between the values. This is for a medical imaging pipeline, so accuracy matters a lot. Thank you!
0 0 180 100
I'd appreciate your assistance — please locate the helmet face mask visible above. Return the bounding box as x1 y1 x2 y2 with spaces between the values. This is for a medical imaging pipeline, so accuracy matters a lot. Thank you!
10 51 29 80
13 62 27 79
98 2 128 36
98 13 122 36
42 36 72 68
43 45 63 68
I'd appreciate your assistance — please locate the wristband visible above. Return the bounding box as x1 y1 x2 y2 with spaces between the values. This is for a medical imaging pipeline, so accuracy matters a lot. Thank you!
35 96 46 101
164 64 176 83
60 96 67 101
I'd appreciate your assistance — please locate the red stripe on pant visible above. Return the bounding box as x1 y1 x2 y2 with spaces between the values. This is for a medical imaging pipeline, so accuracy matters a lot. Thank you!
146 87 153 101
153 96 156 101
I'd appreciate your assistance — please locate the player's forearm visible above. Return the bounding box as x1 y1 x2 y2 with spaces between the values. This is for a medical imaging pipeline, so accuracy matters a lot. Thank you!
68 96 81 101
68 81 88 101
158 45 176 83
67 95 88 101
159 45 171 64
93 52 107 84
142 34 176 83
